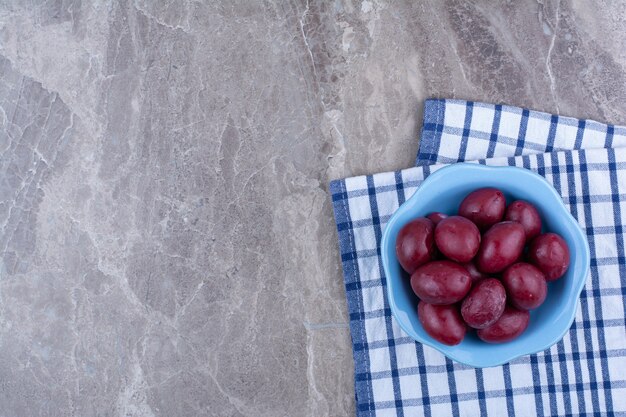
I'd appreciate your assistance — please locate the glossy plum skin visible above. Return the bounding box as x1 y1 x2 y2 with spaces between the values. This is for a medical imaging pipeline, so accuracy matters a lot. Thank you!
502 263 547 310
477 306 530 343
505 200 542 241
462 261 490 283
410 261 472 305
458 187 506 231
396 218 436 274
528 233 570 281
476 221 526 274
427 212 448 225
460 278 507 329
434 216 481 263
418 302 466 346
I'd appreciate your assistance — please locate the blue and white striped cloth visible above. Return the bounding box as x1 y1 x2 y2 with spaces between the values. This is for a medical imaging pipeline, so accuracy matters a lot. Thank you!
330 99 626 417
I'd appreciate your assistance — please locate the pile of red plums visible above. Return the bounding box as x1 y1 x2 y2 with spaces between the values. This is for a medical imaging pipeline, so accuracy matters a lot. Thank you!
395 188 570 346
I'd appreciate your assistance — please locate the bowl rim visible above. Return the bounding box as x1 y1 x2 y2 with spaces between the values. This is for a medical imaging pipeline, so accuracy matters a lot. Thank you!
381 163 591 367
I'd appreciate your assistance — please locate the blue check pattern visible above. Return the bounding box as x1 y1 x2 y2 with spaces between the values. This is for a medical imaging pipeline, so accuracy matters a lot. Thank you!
330 99 626 417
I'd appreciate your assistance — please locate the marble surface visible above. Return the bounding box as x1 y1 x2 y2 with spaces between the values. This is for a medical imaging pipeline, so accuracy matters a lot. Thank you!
0 1 625 416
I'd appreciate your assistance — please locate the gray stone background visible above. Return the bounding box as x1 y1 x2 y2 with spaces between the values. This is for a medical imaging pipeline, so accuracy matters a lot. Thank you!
0 1 624 416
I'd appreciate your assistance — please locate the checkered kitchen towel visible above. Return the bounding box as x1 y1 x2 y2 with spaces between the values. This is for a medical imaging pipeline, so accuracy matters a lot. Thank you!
330 99 626 417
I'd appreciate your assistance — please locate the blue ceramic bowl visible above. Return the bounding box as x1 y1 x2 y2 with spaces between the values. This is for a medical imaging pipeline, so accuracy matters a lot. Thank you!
380 163 590 367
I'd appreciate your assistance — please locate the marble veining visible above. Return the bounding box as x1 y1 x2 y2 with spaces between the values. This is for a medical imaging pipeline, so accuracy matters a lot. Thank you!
0 1 625 416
